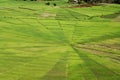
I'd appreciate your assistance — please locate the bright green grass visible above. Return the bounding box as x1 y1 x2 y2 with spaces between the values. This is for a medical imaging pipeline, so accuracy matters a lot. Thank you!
0 0 120 80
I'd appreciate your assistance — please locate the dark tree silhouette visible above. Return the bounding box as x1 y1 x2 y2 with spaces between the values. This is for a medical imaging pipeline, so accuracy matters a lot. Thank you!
68 0 120 4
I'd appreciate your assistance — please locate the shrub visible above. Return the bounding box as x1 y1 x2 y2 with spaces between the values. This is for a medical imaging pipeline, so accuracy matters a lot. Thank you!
46 2 50 6
53 3 56 6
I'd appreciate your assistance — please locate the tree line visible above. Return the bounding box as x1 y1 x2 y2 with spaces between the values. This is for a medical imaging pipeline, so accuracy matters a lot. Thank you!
68 0 120 4
18 0 120 4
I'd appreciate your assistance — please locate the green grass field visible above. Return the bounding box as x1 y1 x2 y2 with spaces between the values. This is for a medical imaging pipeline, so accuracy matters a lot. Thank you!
0 0 120 80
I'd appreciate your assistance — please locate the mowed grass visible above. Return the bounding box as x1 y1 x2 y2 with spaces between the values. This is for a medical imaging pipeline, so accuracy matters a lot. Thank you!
0 0 120 80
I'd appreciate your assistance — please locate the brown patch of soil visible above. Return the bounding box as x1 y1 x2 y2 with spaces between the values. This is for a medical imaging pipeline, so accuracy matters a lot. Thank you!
62 4 100 8
40 13 56 18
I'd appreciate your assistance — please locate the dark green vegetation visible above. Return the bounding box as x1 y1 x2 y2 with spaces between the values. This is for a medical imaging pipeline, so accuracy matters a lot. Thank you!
68 0 120 4
17 0 120 4
0 0 120 80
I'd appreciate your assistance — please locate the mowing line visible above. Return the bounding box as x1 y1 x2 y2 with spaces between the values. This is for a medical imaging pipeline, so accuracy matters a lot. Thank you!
41 52 68 80
72 46 120 80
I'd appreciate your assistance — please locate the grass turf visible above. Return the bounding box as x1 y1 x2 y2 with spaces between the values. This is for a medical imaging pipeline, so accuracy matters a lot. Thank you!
0 0 120 80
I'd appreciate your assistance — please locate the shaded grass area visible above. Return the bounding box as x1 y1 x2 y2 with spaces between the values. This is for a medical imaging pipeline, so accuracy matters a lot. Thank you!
101 11 120 19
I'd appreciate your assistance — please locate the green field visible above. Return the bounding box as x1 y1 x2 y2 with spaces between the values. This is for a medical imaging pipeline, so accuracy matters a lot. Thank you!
0 0 120 80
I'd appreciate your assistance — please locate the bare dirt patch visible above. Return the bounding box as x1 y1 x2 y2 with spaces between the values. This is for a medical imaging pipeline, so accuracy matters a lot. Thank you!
40 12 56 18
62 4 101 8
